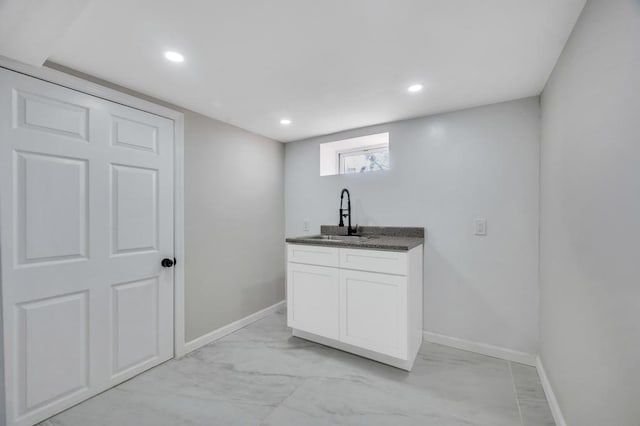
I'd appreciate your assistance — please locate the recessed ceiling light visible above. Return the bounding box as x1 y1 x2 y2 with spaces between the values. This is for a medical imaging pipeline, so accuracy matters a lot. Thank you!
164 51 184 63
280 119 292 125
407 84 423 93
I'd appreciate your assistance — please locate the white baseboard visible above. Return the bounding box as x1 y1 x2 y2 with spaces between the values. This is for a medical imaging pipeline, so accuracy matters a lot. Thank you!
536 356 567 426
181 300 285 356
422 331 536 366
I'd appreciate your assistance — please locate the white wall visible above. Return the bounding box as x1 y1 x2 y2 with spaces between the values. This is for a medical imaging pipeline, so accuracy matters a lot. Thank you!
184 112 285 341
539 1 640 425
285 97 540 355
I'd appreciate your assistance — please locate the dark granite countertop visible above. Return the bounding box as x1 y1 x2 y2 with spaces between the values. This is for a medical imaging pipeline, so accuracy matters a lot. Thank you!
286 226 425 252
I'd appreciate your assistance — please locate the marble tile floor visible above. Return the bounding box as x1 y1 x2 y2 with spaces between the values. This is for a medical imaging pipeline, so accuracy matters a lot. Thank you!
41 309 555 426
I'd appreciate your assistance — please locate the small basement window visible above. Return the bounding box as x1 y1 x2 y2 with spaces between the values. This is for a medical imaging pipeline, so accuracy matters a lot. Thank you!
320 132 389 176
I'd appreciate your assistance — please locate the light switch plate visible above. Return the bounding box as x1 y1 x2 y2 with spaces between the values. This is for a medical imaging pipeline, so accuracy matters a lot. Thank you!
474 218 487 236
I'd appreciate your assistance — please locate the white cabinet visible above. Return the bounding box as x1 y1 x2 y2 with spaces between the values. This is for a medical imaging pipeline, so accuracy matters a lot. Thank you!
340 269 407 359
287 263 340 340
340 248 408 275
286 243 423 371
288 244 339 268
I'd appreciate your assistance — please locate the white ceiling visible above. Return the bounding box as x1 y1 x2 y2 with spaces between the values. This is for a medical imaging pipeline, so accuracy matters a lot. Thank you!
45 0 585 142
0 0 89 66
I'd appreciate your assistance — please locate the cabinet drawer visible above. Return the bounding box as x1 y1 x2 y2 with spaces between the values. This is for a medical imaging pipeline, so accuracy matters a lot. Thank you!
288 244 339 267
340 248 407 275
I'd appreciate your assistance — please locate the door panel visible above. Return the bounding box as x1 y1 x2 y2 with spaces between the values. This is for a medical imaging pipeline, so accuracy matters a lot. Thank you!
16 152 89 265
111 115 158 153
287 263 340 340
110 164 158 255
17 292 89 416
111 277 159 377
0 69 175 426
340 269 407 358
15 90 89 141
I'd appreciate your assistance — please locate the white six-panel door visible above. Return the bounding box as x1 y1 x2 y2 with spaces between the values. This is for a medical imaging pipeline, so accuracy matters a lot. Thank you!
0 69 175 426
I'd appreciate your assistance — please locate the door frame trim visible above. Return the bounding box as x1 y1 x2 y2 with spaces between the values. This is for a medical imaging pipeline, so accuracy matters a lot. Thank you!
0 55 188 359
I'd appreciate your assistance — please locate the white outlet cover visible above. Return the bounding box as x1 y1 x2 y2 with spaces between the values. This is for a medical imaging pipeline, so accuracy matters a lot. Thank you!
474 218 487 236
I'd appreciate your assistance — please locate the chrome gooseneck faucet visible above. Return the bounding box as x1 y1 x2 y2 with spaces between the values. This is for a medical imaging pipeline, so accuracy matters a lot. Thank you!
338 188 357 235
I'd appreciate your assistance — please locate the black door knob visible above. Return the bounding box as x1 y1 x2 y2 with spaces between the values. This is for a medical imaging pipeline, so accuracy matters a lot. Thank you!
161 258 175 268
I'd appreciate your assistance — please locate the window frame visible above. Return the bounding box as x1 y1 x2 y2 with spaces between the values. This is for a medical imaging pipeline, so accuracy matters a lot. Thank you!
337 143 389 174
319 132 389 177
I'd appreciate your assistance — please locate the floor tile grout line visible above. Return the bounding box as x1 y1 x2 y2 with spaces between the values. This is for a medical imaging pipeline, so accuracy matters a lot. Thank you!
509 361 525 426
261 374 310 422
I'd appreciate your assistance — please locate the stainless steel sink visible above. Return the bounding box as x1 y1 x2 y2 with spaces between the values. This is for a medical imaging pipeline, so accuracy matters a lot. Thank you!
304 235 371 243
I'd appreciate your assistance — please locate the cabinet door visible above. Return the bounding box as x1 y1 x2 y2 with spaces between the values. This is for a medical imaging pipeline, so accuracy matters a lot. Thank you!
287 263 340 340
340 269 407 359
